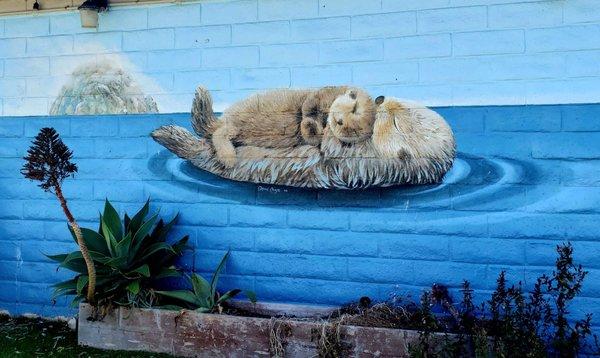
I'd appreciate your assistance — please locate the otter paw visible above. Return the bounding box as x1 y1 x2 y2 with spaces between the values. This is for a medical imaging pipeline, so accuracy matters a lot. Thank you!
301 119 323 146
216 147 237 168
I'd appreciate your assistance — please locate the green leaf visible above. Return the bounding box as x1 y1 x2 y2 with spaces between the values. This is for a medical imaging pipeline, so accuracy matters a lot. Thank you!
127 280 140 295
103 199 123 240
155 267 181 279
216 289 241 304
135 242 175 264
245 290 257 304
210 251 230 297
115 232 133 259
152 214 179 243
46 253 68 263
129 264 150 278
128 199 150 235
191 273 211 300
76 275 88 295
69 226 111 256
101 220 118 257
58 252 88 273
124 213 131 233
155 290 201 306
131 213 158 256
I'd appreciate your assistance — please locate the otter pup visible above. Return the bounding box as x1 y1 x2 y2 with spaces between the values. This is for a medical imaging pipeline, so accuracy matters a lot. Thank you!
210 86 374 168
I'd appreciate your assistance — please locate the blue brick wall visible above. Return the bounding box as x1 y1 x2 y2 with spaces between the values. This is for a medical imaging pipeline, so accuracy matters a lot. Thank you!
1 0 600 115
0 104 599 330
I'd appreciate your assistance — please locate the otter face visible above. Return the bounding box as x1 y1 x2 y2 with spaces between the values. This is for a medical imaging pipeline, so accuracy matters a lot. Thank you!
327 89 375 143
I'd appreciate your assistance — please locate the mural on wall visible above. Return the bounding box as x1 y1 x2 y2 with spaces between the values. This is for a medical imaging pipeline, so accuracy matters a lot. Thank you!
152 86 456 189
49 62 159 115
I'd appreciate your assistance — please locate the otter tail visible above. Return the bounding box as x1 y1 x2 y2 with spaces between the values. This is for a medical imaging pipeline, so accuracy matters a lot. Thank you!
191 86 218 137
151 125 208 160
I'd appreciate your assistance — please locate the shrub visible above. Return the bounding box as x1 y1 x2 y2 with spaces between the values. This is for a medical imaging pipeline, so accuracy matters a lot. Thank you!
48 199 189 309
156 251 256 312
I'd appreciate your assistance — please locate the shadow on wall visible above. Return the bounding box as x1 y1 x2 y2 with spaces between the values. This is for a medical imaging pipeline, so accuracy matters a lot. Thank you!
147 151 547 213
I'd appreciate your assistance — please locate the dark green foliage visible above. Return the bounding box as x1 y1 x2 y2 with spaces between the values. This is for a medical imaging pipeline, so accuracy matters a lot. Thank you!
408 242 597 358
21 127 77 192
155 251 256 312
48 199 189 308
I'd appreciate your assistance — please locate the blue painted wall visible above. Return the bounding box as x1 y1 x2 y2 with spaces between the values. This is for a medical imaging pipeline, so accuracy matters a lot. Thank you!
2 0 600 115
1 104 599 328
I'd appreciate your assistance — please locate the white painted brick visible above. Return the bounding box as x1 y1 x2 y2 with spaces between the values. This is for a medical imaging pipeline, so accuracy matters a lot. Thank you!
74 32 122 54
4 57 49 77
201 0 258 25
4 16 49 37
97 52 147 72
351 12 416 39
260 43 318 66
148 3 201 29
98 8 148 32
26 75 67 97
202 46 259 68
147 49 202 71
452 82 526 105
139 72 173 93
0 38 26 58
385 34 451 59
175 25 231 49
291 65 351 87
291 17 350 41
27 35 73 57
417 6 487 33
525 78 600 105
352 62 419 85
232 21 289 44
258 0 318 20
383 0 450 11
320 39 383 63
173 69 230 92
318 0 381 16
453 30 524 56
564 0 600 24
231 67 290 89
50 55 96 75
0 78 26 97
489 2 563 28
123 29 174 51
527 25 600 52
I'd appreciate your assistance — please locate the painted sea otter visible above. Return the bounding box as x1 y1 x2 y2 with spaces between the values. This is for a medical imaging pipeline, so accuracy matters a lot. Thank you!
151 87 456 189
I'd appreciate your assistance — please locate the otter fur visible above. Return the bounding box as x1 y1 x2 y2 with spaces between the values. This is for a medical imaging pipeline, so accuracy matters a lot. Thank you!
151 89 455 189
204 86 373 168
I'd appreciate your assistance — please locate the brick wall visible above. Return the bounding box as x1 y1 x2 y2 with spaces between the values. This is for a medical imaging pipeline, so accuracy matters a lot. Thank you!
1 0 600 115
1 105 599 328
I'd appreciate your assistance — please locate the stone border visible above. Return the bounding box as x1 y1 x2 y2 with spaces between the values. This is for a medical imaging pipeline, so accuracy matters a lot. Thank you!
78 303 447 357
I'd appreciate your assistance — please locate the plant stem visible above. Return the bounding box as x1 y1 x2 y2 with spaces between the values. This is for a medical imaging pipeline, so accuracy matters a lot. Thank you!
54 183 96 303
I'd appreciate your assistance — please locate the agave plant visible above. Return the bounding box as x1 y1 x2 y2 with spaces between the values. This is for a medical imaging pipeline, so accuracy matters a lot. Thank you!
156 251 256 312
49 199 189 308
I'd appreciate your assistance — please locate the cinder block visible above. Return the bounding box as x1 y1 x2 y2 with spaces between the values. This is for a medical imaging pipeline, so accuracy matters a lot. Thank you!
0 280 18 302
230 67 290 89
147 49 202 71
260 43 319 66
287 209 349 231
177 204 229 226
232 21 289 44
70 117 118 137
291 65 352 87
562 104 600 131
50 13 94 35
254 229 312 253
378 233 449 261
453 30 524 56
4 16 49 37
202 46 259 68
123 29 174 51
258 0 318 20
175 25 231 49
94 180 145 202
148 3 201 29
201 0 258 25
94 138 147 159
385 34 450 60
563 0 600 24
436 106 485 133
312 231 378 257
320 39 383 63
527 24 600 52
351 12 416 38
318 0 381 16
290 17 350 41
196 227 254 251
73 32 122 54
488 212 599 240
97 8 147 31
417 6 486 33
230 205 286 227
382 0 449 12
4 57 49 77
0 199 22 219
566 50 600 77
524 185 600 214
0 38 26 58
451 238 525 265
489 2 563 28
352 62 418 86
532 133 600 159
173 69 230 92
452 184 527 212
347 257 415 283
51 55 96 76
486 105 561 132
27 35 73 57
414 261 486 288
